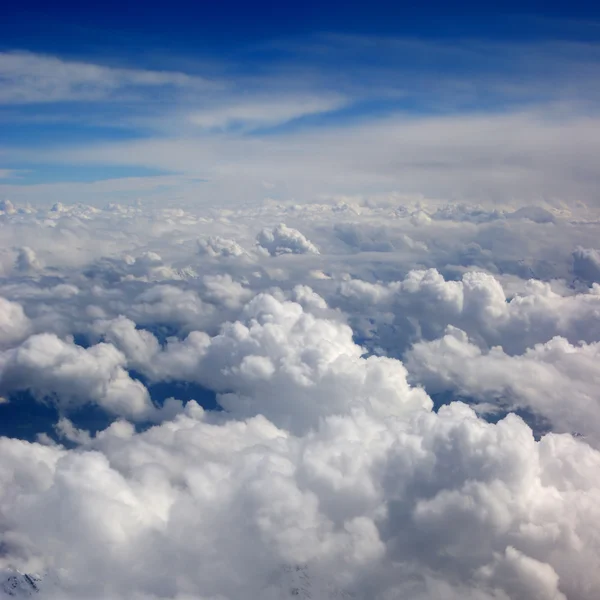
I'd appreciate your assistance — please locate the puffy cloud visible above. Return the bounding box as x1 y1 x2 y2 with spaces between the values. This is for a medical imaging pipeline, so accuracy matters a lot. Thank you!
0 200 600 599
0 333 177 420
0 297 31 350
201 274 252 310
1 398 600 598
257 224 319 257
0 200 17 215
507 206 557 224
91 315 162 375
339 269 600 356
104 291 430 433
572 247 600 284
430 204 557 225
431 203 505 224
406 328 600 442
333 223 426 253
14 247 41 273
127 284 215 334
198 236 248 258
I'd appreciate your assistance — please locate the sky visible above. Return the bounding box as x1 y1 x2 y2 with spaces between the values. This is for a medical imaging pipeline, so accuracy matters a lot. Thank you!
2 1 600 207
3 3 600 600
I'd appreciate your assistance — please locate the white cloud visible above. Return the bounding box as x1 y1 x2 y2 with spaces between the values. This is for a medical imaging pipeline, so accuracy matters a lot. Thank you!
0 297 31 349
188 95 347 130
0 199 17 214
145 291 431 433
3 31 600 600
1 394 600 598
406 328 600 442
3 36 600 210
14 247 41 273
198 236 248 258
0 333 178 420
9 107 598 209
257 224 320 256
573 246 600 284
0 51 213 104
338 269 600 356
126 284 215 334
0 200 599 598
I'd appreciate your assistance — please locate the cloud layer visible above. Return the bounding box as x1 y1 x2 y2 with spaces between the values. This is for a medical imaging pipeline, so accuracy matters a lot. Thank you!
0 198 600 599
4 36 600 207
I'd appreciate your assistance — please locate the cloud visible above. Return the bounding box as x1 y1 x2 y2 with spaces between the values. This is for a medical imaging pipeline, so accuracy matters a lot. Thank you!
0 199 599 598
334 222 427 253
188 94 347 131
10 108 599 209
338 269 600 356
3 35 600 209
1 392 600 598
14 247 41 273
129 291 432 433
198 236 248 258
0 297 31 349
0 199 17 215
0 51 213 104
0 332 179 420
257 224 320 256
1 36 599 209
406 328 600 443
3 28 600 600
572 246 600 284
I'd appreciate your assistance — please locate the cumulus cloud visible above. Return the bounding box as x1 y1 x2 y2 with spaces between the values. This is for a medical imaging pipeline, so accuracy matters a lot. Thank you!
338 269 600 356
0 199 599 599
14 247 41 273
0 199 17 215
572 247 600 284
406 327 600 441
1 392 600 598
198 236 248 258
125 291 431 433
334 223 426 253
126 284 215 334
0 297 31 350
257 224 320 256
0 333 179 421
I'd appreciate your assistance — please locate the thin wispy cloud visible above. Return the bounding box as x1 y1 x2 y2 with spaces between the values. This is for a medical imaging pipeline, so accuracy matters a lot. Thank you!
0 51 217 104
2 35 600 208
188 94 348 131
5 108 596 209
0 169 20 179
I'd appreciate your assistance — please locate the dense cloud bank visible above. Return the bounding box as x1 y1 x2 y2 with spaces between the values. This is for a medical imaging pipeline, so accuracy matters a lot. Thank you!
1 197 600 599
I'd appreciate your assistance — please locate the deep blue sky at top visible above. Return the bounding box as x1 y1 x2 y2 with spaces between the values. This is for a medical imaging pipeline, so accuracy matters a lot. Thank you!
3 0 600 62
2 0 600 201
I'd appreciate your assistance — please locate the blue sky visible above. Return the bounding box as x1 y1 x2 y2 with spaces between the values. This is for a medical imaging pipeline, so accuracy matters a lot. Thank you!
3 0 599 53
2 1 600 206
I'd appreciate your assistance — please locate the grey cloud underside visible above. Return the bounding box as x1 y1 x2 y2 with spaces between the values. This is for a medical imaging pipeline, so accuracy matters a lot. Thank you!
0 198 600 599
